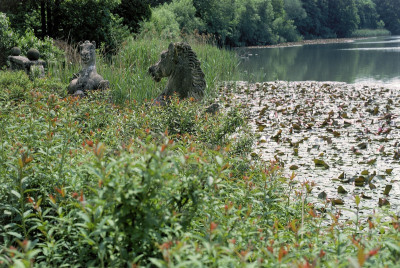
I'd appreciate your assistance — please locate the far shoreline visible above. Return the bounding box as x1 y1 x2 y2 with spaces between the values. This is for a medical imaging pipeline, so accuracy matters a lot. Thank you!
245 37 370 49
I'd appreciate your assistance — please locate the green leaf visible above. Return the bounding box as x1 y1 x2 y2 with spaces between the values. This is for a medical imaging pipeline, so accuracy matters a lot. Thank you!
7 231 23 239
11 190 21 199
355 195 360 206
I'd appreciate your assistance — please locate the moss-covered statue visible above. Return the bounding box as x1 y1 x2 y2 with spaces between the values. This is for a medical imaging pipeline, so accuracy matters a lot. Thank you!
149 42 206 105
68 41 109 96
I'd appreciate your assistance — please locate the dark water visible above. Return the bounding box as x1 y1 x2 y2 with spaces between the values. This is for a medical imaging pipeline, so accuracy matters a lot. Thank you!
237 36 400 87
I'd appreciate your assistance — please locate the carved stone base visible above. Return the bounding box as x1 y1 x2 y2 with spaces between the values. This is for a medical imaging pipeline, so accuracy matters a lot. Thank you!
8 55 46 78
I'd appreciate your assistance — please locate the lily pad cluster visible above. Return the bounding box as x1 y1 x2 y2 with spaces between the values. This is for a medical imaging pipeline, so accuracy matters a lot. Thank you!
226 81 400 217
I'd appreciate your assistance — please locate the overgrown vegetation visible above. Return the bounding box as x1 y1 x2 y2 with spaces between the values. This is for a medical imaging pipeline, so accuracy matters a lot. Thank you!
1 1 400 266
1 70 400 267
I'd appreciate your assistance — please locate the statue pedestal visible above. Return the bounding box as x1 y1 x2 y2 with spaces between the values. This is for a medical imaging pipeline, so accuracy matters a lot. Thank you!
8 55 46 78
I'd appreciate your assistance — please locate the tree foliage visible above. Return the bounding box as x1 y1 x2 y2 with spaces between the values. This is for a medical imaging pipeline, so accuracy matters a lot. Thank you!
113 0 151 33
374 0 400 34
0 0 397 49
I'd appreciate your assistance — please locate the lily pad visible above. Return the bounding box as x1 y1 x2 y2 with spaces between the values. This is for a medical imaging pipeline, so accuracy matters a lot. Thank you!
337 185 348 194
313 159 329 169
378 198 390 207
332 199 344 205
289 165 299 170
383 185 393 195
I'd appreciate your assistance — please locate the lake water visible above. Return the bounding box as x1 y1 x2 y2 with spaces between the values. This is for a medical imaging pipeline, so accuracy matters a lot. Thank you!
237 36 400 87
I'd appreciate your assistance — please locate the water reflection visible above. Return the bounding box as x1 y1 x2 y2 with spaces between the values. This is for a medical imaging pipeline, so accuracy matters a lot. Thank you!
237 36 400 86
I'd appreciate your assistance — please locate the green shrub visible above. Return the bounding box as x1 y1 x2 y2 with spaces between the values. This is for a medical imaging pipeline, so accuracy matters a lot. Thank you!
140 7 181 39
0 12 63 67
0 13 17 67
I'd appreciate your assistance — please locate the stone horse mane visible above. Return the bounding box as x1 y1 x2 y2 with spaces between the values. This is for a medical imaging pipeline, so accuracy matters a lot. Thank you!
174 42 206 99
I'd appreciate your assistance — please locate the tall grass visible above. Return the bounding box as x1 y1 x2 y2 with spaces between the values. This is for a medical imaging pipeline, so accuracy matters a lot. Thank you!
48 36 239 104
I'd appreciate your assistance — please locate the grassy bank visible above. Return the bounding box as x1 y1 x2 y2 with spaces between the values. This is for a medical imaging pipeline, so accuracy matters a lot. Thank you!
1 37 400 267
351 28 391 38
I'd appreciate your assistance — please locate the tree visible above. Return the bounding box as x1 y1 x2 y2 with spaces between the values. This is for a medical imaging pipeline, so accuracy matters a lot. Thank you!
356 0 379 29
374 0 400 34
114 0 151 33
328 0 359 37
284 0 306 21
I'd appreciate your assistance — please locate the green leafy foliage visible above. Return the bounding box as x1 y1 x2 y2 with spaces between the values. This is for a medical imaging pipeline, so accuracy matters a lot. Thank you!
113 0 152 33
373 0 400 34
0 12 63 67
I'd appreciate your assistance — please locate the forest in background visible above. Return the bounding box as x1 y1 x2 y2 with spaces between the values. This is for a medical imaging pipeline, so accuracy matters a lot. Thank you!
0 0 399 50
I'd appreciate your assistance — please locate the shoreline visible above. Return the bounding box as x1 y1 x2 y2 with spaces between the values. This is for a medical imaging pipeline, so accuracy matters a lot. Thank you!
245 37 369 49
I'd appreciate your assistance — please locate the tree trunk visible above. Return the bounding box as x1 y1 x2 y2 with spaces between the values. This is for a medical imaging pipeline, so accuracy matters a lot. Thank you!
41 0 47 37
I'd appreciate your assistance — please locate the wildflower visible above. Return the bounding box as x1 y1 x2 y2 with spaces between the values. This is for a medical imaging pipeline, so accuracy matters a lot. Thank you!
368 248 379 257
55 187 65 198
49 194 56 204
319 249 326 258
161 144 167 152
86 140 94 147
210 222 218 232
278 246 288 262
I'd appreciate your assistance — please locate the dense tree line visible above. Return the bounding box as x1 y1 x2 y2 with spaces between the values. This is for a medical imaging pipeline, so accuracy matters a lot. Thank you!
0 0 399 48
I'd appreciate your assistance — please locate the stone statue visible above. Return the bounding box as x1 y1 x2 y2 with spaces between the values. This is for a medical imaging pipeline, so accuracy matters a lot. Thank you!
67 41 109 96
8 47 46 78
149 42 206 105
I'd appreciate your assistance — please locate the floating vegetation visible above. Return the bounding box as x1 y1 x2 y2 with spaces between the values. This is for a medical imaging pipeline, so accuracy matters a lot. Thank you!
225 81 400 217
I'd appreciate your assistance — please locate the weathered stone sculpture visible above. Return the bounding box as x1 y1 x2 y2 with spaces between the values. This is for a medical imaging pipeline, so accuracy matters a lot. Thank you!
149 42 206 105
8 47 46 78
68 41 109 96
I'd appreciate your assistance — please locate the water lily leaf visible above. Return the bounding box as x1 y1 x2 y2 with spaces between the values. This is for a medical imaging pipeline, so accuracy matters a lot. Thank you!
259 106 269 117
361 170 369 176
355 176 366 187
272 129 282 140
343 120 352 127
332 199 344 205
361 193 372 199
333 131 340 137
258 125 266 132
357 143 368 149
292 123 301 130
289 165 299 170
313 159 329 169
367 158 377 165
318 191 327 199
378 198 390 207
337 186 348 194
383 185 392 195
369 183 377 190
385 169 393 174
338 172 345 180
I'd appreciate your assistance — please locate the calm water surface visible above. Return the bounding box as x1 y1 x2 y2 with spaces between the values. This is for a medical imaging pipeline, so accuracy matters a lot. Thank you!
237 36 400 87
